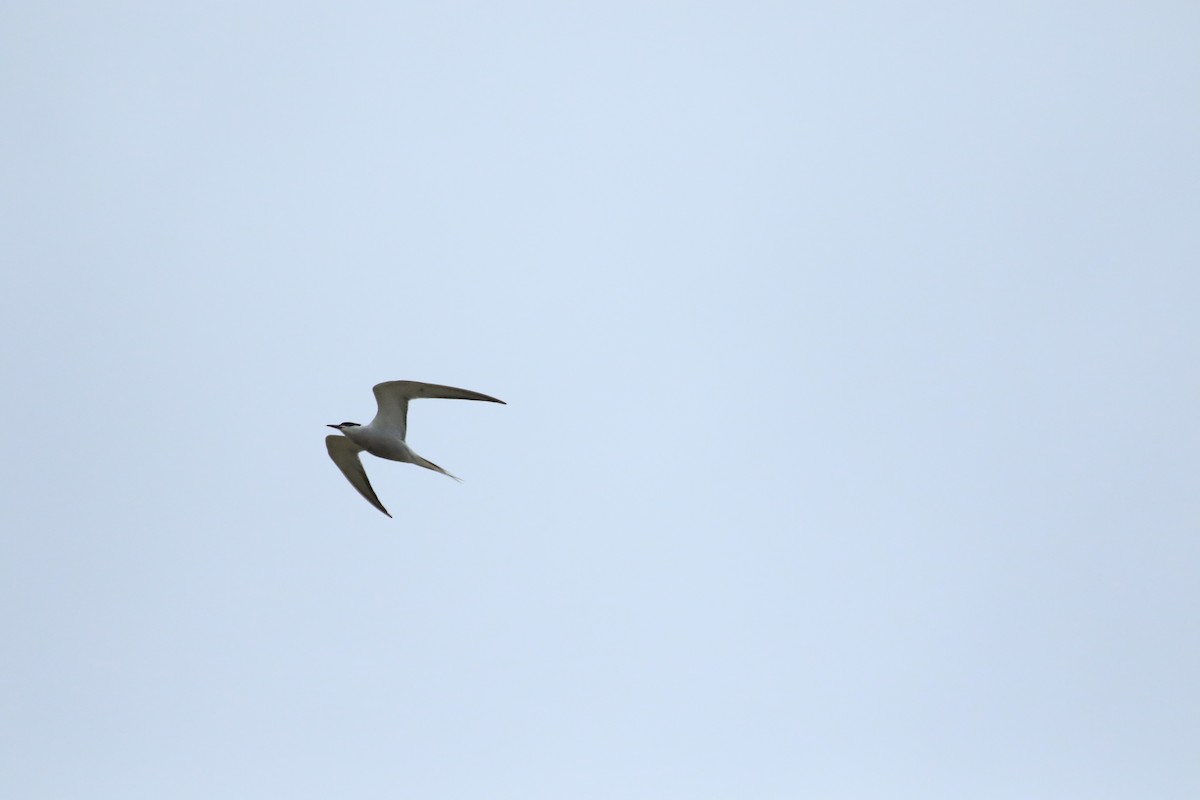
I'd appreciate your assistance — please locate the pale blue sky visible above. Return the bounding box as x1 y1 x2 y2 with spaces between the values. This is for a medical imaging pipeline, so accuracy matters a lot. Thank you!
3 2 1199 798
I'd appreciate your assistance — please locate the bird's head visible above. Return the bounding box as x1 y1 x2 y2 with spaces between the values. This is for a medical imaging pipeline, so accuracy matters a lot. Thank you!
326 421 361 431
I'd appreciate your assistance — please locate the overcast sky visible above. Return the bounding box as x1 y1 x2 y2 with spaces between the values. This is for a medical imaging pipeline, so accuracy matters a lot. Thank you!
3 2 1198 798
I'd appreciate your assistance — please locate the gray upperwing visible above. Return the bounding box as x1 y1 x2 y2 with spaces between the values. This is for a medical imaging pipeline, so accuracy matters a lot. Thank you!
326 435 391 518
370 380 506 439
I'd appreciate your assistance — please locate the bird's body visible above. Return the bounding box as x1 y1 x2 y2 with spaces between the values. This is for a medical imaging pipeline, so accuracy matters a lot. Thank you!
325 380 505 517
337 424 421 463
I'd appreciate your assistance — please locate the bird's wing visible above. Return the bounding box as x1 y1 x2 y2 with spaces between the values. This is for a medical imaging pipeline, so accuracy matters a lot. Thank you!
370 380 505 440
326 435 391 518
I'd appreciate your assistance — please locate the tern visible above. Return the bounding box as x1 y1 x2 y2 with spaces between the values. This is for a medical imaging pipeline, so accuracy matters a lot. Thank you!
326 380 505 517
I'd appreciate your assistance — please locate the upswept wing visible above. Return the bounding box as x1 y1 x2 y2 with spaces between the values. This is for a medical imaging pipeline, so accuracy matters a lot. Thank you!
325 435 391 517
370 380 505 440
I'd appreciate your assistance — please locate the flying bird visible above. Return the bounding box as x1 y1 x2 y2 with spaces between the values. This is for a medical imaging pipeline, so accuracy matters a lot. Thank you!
326 380 505 517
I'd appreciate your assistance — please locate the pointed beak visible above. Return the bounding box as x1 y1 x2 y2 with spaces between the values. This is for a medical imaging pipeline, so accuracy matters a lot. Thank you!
326 424 340 429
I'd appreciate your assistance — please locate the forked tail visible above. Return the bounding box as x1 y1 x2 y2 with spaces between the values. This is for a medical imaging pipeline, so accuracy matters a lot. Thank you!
412 453 463 482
